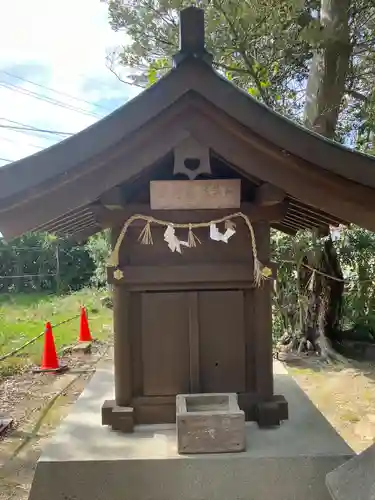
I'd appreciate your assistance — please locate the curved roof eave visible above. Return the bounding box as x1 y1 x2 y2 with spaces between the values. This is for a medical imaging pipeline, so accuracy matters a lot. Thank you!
1 57 375 205
201 64 375 189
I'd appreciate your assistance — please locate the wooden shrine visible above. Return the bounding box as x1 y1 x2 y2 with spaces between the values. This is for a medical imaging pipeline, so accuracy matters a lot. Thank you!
102 185 286 431
2 7 375 435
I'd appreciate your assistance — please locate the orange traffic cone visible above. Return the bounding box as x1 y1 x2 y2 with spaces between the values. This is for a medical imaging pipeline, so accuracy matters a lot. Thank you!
34 322 66 373
79 307 92 342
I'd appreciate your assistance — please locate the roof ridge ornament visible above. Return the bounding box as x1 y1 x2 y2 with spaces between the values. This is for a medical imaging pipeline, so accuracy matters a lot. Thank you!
173 6 213 67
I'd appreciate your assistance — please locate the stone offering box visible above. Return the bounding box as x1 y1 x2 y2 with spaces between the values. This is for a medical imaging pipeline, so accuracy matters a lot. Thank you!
176 393 245 454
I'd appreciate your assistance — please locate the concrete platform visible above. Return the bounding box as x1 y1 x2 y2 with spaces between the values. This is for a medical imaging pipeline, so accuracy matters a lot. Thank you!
29 361 354 500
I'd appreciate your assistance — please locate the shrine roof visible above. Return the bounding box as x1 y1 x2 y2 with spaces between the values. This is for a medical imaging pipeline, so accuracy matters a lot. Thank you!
0 7 375 240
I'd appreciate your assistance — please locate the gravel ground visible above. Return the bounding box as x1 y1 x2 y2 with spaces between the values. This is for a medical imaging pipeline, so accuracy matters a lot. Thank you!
0 341 112 500
288 356 375 453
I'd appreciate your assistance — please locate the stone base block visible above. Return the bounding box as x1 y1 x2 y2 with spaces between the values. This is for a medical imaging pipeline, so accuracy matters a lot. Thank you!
237 392 289 426
176 393 245 454
273 394 289 421
257 399 281 427
112 406 134 432
101 399 134 432
101 399 115 425
28 361 354 500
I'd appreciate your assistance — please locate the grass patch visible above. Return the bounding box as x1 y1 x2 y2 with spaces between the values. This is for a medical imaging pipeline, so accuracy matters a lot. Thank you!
289 366 321 378
340 410 361 424
0 288 112 377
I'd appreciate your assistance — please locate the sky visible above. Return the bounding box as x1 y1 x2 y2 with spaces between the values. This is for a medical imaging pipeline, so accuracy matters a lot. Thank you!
0 0 141 166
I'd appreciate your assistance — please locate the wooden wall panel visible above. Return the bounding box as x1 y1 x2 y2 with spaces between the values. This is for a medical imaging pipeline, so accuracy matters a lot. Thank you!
198 290 246 393
141 292 190 396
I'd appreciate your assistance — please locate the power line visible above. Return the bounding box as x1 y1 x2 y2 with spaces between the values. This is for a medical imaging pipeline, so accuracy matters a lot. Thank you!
0 81 103 118
0 81 104 119
0 121 75 162
0 119 66 143
0 70 113 113
1 117 71 134
0 122 73 136
0 134 42 150
0 122 73 160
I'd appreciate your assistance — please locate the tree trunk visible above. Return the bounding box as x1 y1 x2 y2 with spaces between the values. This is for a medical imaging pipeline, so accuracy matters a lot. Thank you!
297 236 344 353
299 0 350 358
320 238 344 343
318 295 347 363
304 0 351 138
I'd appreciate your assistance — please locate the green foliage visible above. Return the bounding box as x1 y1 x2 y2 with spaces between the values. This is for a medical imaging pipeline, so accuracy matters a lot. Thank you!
271 226 375 342
271 229 314 339
104 0 375 149
85 230 111 287
0 232 95 294
335 227 375 337
105 0 313 113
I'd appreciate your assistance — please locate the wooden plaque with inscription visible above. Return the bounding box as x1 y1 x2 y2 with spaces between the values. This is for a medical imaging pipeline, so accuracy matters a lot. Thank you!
150 179 241 210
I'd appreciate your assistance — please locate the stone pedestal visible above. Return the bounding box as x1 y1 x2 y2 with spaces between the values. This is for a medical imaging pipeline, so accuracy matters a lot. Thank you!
28 361 354 500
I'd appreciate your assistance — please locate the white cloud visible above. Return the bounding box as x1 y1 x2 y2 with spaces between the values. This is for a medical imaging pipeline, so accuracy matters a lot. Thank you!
0 0 140 165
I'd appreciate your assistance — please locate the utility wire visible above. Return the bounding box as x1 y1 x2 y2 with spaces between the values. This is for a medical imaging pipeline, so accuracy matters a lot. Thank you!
0 119 65 143
0 72 121 155
0 80 102 118
0 81 104 119
0 70 113 112
0 134 42 150
0 122 73 136
0 123 71 162
0 121 75 160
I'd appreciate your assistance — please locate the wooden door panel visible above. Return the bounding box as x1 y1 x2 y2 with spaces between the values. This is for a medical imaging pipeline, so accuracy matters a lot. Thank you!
198 290 246 393
141 292 190 396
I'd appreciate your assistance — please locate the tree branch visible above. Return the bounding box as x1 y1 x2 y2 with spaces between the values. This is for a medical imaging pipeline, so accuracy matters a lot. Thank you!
345 89 368 101
106 62 145 89
211 0 273 107
214 62 252 74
